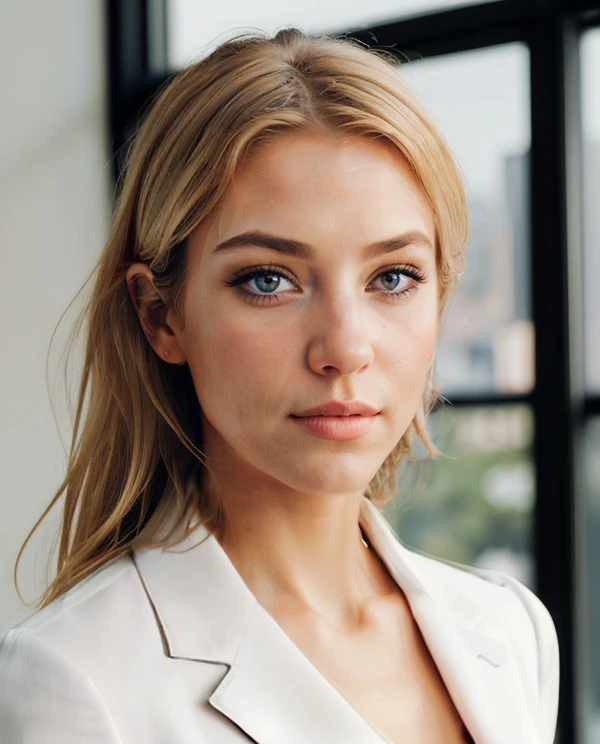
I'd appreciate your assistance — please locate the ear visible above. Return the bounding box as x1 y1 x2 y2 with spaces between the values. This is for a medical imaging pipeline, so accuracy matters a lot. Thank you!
125 263 187 365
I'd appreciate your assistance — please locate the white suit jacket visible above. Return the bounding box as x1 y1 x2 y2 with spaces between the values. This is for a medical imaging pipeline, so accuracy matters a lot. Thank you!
0 498 559 744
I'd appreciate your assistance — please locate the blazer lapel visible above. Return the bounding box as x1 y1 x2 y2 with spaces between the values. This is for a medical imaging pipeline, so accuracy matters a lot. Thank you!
134 525 387 743
407 591 540 744
359 500 542 744
208 602 387 744
135 501 542 744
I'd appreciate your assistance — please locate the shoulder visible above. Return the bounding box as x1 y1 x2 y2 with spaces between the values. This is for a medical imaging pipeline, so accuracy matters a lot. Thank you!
0 627 124 742
410 548 552 627
0 550 230 742
0 556 142 742
6 553 147 650
0 553 164 683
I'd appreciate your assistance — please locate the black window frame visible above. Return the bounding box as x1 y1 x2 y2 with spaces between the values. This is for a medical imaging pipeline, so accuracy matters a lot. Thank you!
106 1 600 740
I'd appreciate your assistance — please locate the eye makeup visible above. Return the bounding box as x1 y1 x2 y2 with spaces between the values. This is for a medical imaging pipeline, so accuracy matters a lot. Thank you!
224 262 427 305
224 263 299 305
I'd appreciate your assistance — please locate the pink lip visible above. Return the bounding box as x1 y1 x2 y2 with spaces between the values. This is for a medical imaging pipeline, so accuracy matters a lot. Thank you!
292 401 380 417
290 401 380 441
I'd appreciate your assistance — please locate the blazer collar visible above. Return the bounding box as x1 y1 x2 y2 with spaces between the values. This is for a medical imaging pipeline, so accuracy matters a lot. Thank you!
134 498 542 744
359 502 542 743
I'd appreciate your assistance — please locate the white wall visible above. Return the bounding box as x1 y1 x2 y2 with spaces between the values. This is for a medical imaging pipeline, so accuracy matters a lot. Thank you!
0 1 110 635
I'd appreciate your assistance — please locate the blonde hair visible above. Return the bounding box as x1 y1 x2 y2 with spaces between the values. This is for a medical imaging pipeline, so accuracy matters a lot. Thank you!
20 29 468 607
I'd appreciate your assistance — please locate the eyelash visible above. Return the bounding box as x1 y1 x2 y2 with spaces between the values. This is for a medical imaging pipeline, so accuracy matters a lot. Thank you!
225 263 427 305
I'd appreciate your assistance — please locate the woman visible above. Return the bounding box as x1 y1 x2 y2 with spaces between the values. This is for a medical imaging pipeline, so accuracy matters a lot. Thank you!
0 29 558 743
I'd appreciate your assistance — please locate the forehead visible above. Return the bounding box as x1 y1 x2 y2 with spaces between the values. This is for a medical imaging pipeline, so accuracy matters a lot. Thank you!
197 131 436 254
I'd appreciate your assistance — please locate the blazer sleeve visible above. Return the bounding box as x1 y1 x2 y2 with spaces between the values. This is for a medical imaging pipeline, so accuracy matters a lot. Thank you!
495 571 560 744
0 628 122 744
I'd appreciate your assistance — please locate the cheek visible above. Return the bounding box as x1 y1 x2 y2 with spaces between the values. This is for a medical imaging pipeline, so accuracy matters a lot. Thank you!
183 304 295 418
381 300 438 393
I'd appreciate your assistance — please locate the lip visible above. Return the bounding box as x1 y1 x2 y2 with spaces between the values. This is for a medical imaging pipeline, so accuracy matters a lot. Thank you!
291 401 380 417
290 401 380 441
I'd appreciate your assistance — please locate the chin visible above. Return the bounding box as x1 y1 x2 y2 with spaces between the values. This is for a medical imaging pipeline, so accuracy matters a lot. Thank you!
282 455 385 497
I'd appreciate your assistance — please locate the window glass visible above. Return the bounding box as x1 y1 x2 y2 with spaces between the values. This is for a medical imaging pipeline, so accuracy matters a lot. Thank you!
166 0 503 70
398 44 532 397
582 29 600 393
384 404 534 586
584 417 600 744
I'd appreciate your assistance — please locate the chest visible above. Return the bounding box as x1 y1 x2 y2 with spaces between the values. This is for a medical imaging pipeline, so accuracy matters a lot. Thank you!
276 597 474 744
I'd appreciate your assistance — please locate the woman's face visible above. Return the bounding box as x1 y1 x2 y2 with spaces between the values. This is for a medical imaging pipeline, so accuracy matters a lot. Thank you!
172 131 438 497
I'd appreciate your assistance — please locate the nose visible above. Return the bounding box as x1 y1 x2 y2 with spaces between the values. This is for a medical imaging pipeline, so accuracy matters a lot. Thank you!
306 295 375 377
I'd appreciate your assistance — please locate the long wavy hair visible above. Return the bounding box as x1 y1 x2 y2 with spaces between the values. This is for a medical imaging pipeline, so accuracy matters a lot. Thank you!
19 29 468 608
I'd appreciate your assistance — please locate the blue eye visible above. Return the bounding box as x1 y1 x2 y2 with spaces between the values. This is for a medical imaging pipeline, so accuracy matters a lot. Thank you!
374 272 409 292
250 272 283 294
227 267 297 298
227 263 424 304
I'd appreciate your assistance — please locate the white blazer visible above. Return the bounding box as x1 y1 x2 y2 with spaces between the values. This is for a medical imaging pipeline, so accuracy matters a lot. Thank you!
0 498 559 744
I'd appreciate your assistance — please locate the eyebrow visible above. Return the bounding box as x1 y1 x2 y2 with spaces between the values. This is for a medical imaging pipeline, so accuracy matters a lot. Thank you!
213 230 434 260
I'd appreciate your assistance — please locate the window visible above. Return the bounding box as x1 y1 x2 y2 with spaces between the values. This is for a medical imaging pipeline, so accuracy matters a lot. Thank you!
387 405 534 585
398 44 532 396
165 0 505 69
582 29 600 394
581 27 600 744
584 419 600 744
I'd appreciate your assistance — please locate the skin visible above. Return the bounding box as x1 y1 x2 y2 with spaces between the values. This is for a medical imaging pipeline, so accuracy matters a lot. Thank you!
127 132 466 741
128 129 438 621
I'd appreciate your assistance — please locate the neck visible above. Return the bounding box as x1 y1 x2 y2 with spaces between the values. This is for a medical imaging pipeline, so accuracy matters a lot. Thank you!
216 483 395 629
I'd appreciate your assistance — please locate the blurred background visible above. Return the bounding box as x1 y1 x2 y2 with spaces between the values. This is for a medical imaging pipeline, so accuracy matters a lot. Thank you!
0 1 598 741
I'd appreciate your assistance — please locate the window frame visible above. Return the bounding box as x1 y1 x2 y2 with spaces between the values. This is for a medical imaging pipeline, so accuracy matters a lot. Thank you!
106 1 600 739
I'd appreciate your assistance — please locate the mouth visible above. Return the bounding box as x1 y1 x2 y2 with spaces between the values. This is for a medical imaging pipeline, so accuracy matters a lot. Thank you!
291 401 380 418
290 401 380 440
